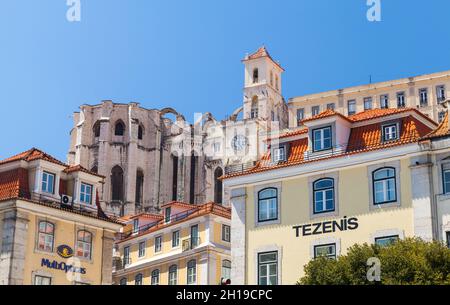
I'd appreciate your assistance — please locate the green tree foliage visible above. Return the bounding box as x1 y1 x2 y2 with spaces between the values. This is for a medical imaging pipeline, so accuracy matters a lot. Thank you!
298 238 450 285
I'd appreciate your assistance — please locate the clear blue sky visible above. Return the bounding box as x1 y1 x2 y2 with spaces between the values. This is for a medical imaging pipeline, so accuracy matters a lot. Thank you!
1 0 450 161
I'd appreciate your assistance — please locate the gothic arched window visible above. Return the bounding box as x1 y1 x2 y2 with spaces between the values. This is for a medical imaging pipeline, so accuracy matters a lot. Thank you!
93 121 101 138
138 125 144 140
253 68 259 84
135 169 144 205
214 167 223 204
111 165 124 202
114 121 125 136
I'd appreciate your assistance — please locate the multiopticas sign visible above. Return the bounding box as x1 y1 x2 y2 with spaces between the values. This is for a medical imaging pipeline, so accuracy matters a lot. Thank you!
292 216 359 237
41 258 86 274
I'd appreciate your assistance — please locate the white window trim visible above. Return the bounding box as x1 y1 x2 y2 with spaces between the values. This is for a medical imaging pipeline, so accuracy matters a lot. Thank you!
253 245 282 285
308 172 340 219
310 237 341 259
370 229 404 244
254 182 282 227
367 161 401 210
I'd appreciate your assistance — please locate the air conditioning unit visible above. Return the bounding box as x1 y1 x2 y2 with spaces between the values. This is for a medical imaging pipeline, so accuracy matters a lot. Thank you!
60 194 73 206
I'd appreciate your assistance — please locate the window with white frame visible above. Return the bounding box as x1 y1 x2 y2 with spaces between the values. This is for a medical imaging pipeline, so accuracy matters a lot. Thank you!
38 221 54 252
348 100 356 115
258 252 278 285
222 224 231 242
187 260 197 284
397 92 406 108
382 124 398 142
313 126 332 152
76 230 92 259
123 246 130 265
34 275 52 285
165 207 171 223
272 146 286 162
151 269 160 285
312 106 320 116
258 188 278 222
138 241 146 257
364 97 373 110
168 265 178 285
41 171 55 194
314 243 336 259
313 178 335 214
133 219 139 233
375 235 399 247
172 230 180 248
79 183 92 204
442 163 450 194
222 260 231 280
437 85 446 102
419 88 428 106
155 236 162 253
373 167 397 204
380 94 389 109
135 273 143 285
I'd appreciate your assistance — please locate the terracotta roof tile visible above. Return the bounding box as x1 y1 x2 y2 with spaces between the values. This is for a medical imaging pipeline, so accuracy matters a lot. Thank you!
302 109 351 123
0 148 66 167
243 46 284 71
421 111 450 140
63 164 105 178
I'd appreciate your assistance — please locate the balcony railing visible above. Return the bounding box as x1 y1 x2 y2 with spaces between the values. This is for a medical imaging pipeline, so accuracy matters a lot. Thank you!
182 237 201 252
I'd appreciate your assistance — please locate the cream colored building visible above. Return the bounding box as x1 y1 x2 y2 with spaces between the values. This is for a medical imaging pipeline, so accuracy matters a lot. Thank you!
112 201 231 285
223 105 450 285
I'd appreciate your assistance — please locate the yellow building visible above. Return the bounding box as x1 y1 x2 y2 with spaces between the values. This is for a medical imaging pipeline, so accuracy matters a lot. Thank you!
112 201 231 285
0 148 122 285
223 107 450 285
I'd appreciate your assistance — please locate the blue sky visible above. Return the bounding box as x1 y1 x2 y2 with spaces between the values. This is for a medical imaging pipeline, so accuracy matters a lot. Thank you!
1 0 450 161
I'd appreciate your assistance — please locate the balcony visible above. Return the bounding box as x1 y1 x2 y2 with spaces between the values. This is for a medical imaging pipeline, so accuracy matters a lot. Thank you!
182 237 201 252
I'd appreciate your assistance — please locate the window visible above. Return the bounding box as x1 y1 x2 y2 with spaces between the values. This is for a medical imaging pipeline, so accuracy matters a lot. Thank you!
314 243 336 259
250 96 258 119
79 183 92 204
222 224 231 242
114 121 125 136
258 188 278 222
41 172 55 194
272 147 286 162
138 241 146 257
419 88 428 106
187 260 197 284
271 111 275 121
437 85 446 102
191 225 199 248
312 106 320 116
252 68 259 84
213 142 221 153
373 167 397 204
380 95 389 109
76 230 92 259
222 260 231 280
313 126 332 152
442 164 450 194
326 103 335 110
382 124 398 142
258 252 278 285
348 100 356 115
138 125 144 140
38 221 54 252
296 108 305 125
151 269 160 285
397 92 406 108
135 170 144 205
172 231 180 248
123 246 130 265
155 236 162 252
313 178 335 214
375 235 399 247
133 219 139 234
135 273 143 285
34 275 52 285
119 278 127 285
439 111 446 123
168 265 178 285
111 165 124 202
93 121 101 138
214 167 223 204
364 97 373 110
165 207 171 223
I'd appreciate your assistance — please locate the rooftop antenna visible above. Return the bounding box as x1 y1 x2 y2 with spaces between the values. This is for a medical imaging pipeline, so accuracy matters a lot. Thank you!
369 75 372 84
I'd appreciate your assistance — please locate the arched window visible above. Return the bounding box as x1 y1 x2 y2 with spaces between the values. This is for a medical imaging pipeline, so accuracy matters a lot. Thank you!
189 152 197 204
38 221 54 252
373 167 396 204
111 165 124 202
253 68 259 84
93 121 101 138
135 273 143 285
258 188 278 222
251 96 258 119
187 260 197 284
119 278 127 285
76 230 92 259
135 170 144 205
214 167 223 204
222 259 231 280
151 269 160 285
168 265 178 285
172 154 179 201
138 125 144 140
114 121 125 136
313 178 335 214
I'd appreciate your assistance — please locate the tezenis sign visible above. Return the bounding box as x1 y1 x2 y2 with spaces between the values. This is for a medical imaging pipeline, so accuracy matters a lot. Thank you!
293 216 359 237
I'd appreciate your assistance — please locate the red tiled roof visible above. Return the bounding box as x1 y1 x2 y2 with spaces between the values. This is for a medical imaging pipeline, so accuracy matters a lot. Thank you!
64 164 105 178
243 46 284 71
160 201 198 209
0 148 66 167
0 168 29 201
302 109 351 124
421 111 450 140
267 128 308 142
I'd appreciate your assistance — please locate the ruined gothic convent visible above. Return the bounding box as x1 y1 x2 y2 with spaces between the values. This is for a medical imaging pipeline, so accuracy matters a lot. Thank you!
67 47 450 216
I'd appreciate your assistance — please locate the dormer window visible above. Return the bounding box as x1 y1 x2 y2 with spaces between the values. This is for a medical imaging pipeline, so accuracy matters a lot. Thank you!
253 68 259 84
79 182 93 204
42 172 55 194
272 147 286 163
133 219 139 234
382 124 399 142
165 207 171 223
313 126 332 152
